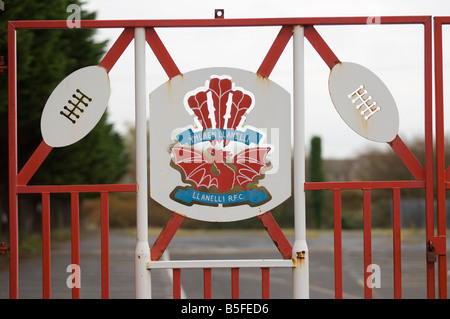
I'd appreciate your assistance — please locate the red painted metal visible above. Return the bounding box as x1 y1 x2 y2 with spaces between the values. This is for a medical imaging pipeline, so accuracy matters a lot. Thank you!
305 180 425 190
150 212 185 261
41 192 51 299
388 136 425 180
257 25 293 78
16 184 136 194
433 16 448 300
304 25 340 69
392 188 402 299
70 192 80 299
99 27 134 72
146 28 181 79
257 211 292 259
8 21 19 299
261 268 270 299
333 189 342 299
203 268 212 299
173 269 181 299
101 192 110 299
17 141 53 185
70 193 81 299
231 268 239 299
8 16 431 30
424 17 436 299
363 189 372 299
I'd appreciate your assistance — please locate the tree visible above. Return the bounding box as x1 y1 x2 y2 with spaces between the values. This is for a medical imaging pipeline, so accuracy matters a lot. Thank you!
309 136 326 228
0 1 129 235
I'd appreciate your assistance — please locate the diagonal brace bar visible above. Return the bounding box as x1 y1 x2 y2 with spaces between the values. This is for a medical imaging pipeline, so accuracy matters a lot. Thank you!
257 25 293 78
388 135 425 181
304 25 340 69
17 140 53 185
99 27 135 73
258 211 292 259
146 28 181 79
150 212 185 261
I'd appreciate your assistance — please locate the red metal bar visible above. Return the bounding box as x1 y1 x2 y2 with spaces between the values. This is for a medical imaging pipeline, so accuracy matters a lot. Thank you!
261 268 270 299
388 136 425 181
392 188 402 299
305 180 425 190
433 17 448 300
231 268 239 299
41 192 51 299
98 27 134 73
173 269 181 299
8 21 19 299
446 167 450 181
304 25 340 69
203 268 212 299
363 189 372 299
257 211 292 259
333 189 343 299
146 28 181 79
17 141 53 186
257 25 293 78
150 212 185 261
424 17 436 299
16 184 136 194
71 192 80 299
101 192 110 299
8 16 431 30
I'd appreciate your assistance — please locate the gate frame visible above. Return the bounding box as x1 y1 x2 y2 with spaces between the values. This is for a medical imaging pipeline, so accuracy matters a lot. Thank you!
6 15 443 299
433 16 449 300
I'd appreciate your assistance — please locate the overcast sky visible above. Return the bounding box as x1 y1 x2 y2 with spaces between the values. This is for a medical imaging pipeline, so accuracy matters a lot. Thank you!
82 0 450 159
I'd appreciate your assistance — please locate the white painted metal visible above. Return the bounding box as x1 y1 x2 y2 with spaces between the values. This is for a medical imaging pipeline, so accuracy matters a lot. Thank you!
292 25 309 299
149 67 291 222
147 259 293 269
328 62 399 143
40 65 110 147
134 27 151 299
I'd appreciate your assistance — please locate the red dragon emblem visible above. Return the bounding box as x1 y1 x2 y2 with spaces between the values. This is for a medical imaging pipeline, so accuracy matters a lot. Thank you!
170 75 272 207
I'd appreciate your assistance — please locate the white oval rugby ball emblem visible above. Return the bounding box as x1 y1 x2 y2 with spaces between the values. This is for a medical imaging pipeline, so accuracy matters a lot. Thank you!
328 62 399 143
40 65 110 147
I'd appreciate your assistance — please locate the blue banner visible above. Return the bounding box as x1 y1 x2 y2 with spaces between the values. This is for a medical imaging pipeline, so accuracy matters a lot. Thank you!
174 188 269 206
176 128 263 146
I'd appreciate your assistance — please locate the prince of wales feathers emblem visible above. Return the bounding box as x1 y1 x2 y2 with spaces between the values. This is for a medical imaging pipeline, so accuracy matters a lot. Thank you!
170 75 273 207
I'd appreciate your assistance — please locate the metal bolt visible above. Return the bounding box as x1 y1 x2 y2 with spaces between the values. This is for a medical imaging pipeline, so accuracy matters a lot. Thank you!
215 9 224 19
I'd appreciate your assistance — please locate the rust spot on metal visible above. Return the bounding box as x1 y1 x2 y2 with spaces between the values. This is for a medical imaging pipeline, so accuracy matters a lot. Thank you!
0 242 9 255
257 73 269 81
292 250 306 267
0 56 7 75
297 251 306 259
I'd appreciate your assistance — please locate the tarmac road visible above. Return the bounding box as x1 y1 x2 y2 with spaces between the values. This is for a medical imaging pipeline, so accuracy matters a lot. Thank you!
0 228 447 299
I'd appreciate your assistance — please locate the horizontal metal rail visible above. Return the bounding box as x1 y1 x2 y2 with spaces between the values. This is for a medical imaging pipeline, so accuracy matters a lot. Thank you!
147 259 293 269
8 16 430 30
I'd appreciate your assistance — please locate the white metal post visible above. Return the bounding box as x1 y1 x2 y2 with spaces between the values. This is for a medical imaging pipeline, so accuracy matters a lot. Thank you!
292 25 309 299
134 27 151 299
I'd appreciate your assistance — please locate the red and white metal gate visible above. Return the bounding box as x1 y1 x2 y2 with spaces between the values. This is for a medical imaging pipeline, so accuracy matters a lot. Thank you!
5 16 447 299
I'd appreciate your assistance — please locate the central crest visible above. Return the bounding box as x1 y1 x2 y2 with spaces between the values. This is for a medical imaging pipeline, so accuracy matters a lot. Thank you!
149 67 291 222
169 75 273 207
